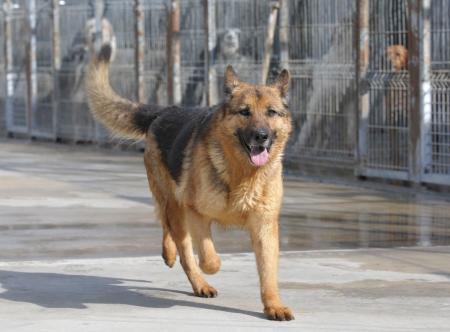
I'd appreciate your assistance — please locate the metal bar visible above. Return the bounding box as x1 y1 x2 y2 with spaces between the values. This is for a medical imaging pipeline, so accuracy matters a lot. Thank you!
134 0 145 103
94 0 104 142
408 0 424 182
278 0 289 72
420 0 433 179
261 0 280 84
51 0 60 140
28 0 37 137
419 173 450 185
166 0 173 105
204 0 216 106
358 168 410 181
4 0 13 132
356 0 370 175
172 0 181 105
167 0 181 105
0 9 5 134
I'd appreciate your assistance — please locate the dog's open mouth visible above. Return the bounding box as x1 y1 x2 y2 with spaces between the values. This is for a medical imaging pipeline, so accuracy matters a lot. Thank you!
238 134 270 167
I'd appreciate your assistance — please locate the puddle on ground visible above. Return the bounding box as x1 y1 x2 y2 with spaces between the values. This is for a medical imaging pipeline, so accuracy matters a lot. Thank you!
2 195 450 260
278 211 450 251
276 181 450 251
212 206 450 253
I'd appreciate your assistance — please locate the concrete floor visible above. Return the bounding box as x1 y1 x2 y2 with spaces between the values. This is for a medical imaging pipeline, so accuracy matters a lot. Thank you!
1 249 450 331
1 139 450 330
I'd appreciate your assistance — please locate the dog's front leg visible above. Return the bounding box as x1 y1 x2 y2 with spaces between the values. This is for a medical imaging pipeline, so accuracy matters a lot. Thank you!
249 218 294 321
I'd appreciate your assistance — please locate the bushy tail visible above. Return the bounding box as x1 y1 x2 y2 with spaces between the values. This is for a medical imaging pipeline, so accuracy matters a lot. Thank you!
86 44 158 139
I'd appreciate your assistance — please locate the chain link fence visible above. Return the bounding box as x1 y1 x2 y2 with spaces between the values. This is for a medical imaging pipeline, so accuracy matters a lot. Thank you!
0 0 449 186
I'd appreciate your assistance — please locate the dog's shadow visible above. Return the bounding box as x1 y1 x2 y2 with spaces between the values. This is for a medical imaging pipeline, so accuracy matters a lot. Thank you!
0 269 263 319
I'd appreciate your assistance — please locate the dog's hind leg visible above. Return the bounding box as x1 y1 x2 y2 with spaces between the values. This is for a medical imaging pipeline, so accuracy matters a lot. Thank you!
187 211 221 275
153 202 177 267
161 223 177 267
167 201 218 297
143 148 178 268
143 174 177 267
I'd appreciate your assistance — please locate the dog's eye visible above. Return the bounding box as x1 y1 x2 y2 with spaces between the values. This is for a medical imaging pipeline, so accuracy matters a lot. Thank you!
267 109 278 117
239 108 251 117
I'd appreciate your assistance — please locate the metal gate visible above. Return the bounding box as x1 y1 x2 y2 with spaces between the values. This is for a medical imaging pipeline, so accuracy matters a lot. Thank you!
358 0 410 180
5 0 29 135
286 0 357 169
142 0 167 105
422 0 450 184
57 1 93 141
34 0 55 138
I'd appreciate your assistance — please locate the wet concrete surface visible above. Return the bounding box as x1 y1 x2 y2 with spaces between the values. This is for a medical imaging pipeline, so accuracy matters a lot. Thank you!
1 139 450 260
1 249 450 331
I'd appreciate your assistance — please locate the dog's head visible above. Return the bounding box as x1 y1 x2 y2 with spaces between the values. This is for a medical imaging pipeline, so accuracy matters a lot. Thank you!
218 28 241 59
217 66 292 168
84 18 117 62
386 45 408 72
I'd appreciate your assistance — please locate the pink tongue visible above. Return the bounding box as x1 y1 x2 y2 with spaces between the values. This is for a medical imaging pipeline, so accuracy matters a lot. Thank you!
250 147 269 166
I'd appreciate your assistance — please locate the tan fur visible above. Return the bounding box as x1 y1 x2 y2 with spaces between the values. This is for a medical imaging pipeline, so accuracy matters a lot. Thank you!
85 59 144 139
87 56 294 320
386 44 408 72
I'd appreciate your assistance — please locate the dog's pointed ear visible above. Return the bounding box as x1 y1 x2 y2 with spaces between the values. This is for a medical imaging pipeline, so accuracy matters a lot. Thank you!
224 65 241 96
272 69 290 98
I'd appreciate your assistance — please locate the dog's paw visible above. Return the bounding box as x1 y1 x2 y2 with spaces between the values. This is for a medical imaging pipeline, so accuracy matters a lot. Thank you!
264 305 295 321
194 284 218 298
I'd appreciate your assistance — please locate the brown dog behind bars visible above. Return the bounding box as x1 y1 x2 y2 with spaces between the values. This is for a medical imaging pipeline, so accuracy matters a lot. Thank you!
86 44 294 321
386 44 409 167
386 44 408 72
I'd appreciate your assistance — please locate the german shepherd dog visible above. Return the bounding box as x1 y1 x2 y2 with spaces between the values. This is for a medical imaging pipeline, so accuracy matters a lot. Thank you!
86 44 294 321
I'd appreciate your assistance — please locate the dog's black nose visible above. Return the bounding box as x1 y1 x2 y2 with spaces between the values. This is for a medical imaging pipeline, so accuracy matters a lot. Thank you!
252 128 270 144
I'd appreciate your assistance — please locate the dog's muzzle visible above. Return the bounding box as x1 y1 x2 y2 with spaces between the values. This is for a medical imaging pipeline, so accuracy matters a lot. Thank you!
237 127 273 167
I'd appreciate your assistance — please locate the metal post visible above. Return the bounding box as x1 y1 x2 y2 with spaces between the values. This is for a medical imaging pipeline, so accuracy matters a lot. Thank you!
93 0 104 142
356 0 370 175
167 0 181 105
134 0 145 103
261 0 280 84
278 0 289 72
419 0 433 180
408 0 431 183
0 8 6 134
51 0 60 139
4 0 13 132
204 0 216 106
27 0 37 137
172 0 181 105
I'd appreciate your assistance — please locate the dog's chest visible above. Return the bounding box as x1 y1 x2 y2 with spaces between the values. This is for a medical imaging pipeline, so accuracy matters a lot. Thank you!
196 179 267 225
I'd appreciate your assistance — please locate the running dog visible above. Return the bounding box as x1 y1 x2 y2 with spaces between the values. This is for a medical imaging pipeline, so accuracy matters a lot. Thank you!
86 44 294 321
